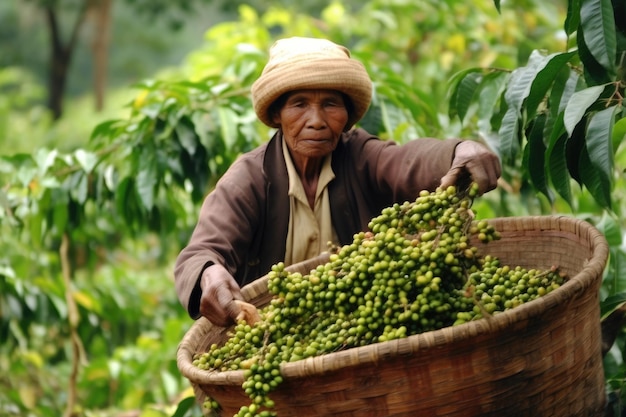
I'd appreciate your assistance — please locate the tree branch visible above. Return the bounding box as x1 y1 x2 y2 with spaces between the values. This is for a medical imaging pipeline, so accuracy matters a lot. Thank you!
60 232 85 417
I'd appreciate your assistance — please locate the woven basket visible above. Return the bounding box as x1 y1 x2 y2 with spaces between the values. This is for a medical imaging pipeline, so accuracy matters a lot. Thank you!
177 215 609 417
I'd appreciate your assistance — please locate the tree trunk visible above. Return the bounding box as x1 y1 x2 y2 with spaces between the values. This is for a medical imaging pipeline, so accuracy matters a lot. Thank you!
45 7 70 121
44 3 91 121
89 0 113 112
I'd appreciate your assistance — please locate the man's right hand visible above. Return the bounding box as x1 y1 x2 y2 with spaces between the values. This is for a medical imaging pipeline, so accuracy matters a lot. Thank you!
199 264 245 327
439 140 501 195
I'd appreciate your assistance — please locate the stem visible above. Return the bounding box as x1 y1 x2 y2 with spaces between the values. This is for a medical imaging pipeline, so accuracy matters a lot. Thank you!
60 232 84 417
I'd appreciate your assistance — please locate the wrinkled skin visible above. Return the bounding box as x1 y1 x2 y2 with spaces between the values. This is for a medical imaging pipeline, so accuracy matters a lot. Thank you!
272 89 349 208
440 141 501 195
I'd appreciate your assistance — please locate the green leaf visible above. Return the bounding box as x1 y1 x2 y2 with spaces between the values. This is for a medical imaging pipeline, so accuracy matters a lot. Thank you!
454 72 483 124
526 114 551 200
48 293 68 319
566 118 587 185
564 0 581 35
400 84 437 128
563 85 605 136
447 68 483 119
379 98 393 139
605 248 626 296
90 119 125 142
171 396 197 417
580 0 617 73
136 147 158 210
497 107 520 162
525 51 577 121
504 51 547 108
176 117 198 156
577 30 613 85
496 52 549 161
579 141 611 208
448 68 481 95
140 102 163 120
103 165 118 191
192 111 217 151
549 66 580 118
68 171 89 205
580 106 617 208
546 114 572 205
34 148 58 177
503 65 533 110
476 71 508 139
612 112 626 151
218 106 238 148
601 293 626 319
549 134 572 204
160 369 179 400
360 102 383 135
596 212 623 246
587 106 616 172
74 149 99 173
115 177 138 228
493 0 501 13
0 153 32 175
16 163 38 188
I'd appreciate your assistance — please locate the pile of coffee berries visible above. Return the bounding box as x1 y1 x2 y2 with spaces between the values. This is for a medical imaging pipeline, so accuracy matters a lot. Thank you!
194 183 566 417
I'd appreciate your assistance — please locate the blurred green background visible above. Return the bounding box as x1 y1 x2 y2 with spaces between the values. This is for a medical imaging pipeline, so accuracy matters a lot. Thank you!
1 1 624 416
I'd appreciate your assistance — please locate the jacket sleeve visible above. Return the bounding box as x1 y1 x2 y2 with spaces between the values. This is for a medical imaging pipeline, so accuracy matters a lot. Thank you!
173 152 266 318
349 128 461 202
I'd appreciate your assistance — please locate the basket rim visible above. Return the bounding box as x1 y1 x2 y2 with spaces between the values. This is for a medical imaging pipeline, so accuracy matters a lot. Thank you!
177 215 609 385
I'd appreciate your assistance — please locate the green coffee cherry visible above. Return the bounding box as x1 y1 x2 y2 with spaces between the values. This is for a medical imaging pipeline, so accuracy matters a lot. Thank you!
194 182 566 417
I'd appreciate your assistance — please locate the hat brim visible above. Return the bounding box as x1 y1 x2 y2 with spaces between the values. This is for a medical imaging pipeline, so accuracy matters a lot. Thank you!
251 57 372 129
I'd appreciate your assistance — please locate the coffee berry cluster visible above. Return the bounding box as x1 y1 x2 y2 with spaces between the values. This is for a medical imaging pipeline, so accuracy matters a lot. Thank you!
194 183 566 417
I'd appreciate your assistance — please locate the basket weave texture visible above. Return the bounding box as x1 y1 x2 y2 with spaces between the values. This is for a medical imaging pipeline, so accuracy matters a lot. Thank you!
177 215 609 417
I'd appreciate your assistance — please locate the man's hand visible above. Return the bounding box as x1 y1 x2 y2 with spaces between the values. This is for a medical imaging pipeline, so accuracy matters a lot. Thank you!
440 141 501 195
199 264 254 327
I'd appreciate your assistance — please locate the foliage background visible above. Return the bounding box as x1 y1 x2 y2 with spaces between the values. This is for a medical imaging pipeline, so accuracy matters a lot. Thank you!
1 0 624 416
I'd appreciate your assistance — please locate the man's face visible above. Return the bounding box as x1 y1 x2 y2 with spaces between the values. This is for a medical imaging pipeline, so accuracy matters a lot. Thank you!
273 89 349 163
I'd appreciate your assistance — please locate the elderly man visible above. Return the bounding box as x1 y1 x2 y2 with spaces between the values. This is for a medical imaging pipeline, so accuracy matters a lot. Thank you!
174 37 501 327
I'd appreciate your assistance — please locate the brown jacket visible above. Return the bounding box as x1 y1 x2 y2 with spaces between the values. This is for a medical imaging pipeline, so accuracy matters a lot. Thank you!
174 128 460 318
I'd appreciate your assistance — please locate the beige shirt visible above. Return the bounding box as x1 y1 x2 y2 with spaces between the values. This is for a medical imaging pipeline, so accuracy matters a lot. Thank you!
282 139 338 265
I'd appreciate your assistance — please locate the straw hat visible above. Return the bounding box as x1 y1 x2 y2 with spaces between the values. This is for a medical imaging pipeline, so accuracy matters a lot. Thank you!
251 37 373 129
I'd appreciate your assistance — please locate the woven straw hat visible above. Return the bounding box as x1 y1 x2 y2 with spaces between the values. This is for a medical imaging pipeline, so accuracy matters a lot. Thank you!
251 37 373 129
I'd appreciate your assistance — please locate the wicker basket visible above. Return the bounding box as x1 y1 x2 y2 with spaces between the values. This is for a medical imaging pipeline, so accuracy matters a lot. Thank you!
177 215 609 417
